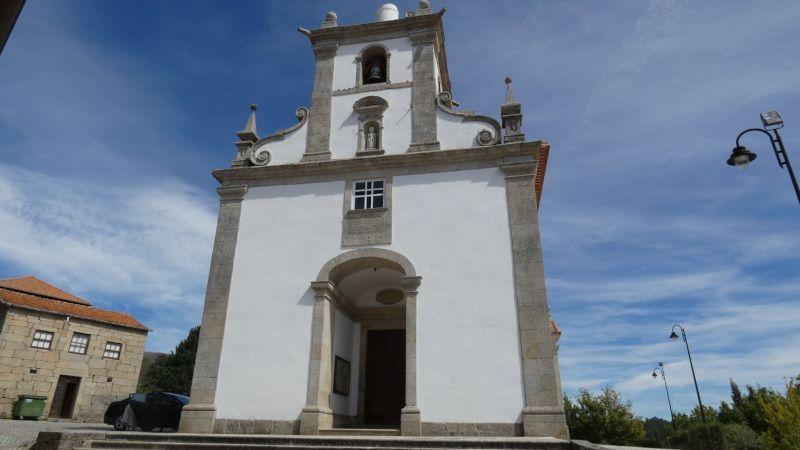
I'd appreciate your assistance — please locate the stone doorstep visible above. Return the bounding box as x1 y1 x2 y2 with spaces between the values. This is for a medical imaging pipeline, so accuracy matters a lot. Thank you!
319 428 400 436
53 431 571 450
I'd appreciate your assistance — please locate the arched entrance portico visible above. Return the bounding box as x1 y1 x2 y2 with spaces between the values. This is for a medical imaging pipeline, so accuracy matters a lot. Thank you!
299 248 421 436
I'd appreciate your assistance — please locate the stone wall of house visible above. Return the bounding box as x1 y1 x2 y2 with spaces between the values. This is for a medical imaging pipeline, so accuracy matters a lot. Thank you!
0 306 147 421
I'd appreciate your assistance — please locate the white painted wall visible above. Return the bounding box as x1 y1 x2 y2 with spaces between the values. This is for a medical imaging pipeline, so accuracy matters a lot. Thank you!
251 121 308 166
329 88 412 158
216 181 345 420
332 37 413 91
436 109 492 150
216 168 524 423
331 307 360 416
392 169 523 422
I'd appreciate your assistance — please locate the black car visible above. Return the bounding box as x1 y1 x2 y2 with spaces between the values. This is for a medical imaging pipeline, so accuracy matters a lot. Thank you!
104 392 190 431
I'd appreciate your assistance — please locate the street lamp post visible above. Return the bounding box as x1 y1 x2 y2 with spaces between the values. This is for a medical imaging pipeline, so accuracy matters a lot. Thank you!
669 324 707 424
652 362 677 431
726 110 800 206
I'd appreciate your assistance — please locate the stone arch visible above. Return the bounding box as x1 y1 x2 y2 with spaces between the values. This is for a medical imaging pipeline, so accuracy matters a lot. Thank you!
317 247 416 283
302 247 421 436
356 44 391 86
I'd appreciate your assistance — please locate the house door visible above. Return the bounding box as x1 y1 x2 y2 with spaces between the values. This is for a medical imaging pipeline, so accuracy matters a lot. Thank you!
364 329 405 426
49 375 81 418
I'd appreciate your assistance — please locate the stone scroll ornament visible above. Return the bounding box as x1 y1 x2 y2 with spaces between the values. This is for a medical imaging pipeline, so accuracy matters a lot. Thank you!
435 92 501 146
249 107 310 166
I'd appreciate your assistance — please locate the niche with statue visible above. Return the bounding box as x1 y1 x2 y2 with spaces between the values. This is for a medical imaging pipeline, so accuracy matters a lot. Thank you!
352 96 389 156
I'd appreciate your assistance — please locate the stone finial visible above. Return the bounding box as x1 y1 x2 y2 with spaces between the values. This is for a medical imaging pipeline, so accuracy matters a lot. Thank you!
501 77 525 143
232 104 259 167
504 76 516 104
237 104 259 143
321 11 338 28
417 0 432 14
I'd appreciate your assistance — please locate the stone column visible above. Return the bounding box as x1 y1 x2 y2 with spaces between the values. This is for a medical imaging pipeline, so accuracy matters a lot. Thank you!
302 41 338 162
399 276 422 435
407 29 439 153
299 281 336 434
179 185 247 434
499 161 569 439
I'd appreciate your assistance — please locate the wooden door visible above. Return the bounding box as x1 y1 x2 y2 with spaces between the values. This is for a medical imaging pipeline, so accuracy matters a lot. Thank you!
364 329 405 426
49 375 81 418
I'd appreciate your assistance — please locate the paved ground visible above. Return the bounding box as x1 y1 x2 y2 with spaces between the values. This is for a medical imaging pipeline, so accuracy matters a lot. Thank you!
0 419 112 449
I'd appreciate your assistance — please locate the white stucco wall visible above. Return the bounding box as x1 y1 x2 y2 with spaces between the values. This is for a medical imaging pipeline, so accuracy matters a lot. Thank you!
330 307 360 416
332 37 413 91
216 167 524 423
257 122 308 166
216 180 346 420
436 109 491 150
329 88 412 158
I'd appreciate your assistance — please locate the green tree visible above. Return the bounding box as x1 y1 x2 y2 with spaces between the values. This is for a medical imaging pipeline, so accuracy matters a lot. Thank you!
719 379 780 434
642 416 674 447
565 386 645 445
138 326 200 395
760 376 800 450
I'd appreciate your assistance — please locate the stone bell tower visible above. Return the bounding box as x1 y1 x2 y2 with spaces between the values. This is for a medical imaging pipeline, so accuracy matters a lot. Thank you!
181 1 568 440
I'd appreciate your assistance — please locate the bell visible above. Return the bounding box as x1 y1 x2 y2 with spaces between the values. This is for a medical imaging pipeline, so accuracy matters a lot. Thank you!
366 62 384 83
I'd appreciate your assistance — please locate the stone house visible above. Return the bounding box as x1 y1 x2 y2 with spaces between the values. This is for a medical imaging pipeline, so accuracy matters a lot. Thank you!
0 276 148 421
181 1 567 439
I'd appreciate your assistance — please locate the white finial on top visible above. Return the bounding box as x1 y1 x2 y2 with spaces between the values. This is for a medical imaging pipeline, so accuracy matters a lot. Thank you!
376 4 399 21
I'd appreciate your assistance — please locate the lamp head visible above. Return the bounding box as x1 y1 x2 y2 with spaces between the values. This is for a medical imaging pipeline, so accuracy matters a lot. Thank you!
669 331 680 340
727 145 757 170
652 371 658 379
760 110 783 128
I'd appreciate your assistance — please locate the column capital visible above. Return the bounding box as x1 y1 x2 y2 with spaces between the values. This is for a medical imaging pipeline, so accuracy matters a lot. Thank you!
310 280 337 297
312 41 338 59
217 185 248 202
499 161 536 179
399 276 422 292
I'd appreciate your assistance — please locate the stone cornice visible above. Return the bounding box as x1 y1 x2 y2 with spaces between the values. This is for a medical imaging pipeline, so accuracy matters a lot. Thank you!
213 141 543 185
217 185 248 202
304 10 445 45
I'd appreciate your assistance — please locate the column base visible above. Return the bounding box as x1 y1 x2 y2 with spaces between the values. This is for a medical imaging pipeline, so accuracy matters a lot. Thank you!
178 403 216 434
407 141 440 153
400 406 421 436
522 406 569 439
301 151 332 162
299 406 333 435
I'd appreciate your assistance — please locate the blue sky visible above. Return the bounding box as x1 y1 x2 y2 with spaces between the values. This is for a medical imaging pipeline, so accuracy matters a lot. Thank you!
1 0 798 419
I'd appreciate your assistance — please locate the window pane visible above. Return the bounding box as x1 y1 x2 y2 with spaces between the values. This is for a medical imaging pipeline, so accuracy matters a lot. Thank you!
354 197 365 209
355 182 365 190
373 196 384 208
373 180 384 189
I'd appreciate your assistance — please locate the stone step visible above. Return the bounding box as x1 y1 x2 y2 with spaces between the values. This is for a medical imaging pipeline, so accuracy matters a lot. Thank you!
319 428 401 436
84 433 571 449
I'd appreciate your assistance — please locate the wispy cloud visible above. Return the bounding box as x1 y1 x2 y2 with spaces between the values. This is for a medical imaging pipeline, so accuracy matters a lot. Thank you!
0 162 216 350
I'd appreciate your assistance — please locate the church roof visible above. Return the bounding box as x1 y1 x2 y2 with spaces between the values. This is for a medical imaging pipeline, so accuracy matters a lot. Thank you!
0 276 148 332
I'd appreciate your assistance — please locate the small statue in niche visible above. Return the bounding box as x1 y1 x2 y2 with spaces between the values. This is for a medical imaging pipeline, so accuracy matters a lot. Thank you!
366 126 378 150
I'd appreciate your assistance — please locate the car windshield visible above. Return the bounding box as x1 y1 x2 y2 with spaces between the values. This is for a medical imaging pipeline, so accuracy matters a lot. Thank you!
165 393 190 405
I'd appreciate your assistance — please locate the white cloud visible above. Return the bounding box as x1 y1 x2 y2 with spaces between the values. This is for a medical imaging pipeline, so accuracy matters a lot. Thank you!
0 162 216 351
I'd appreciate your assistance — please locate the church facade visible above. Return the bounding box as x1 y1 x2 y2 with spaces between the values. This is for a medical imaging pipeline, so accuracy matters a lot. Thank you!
180 1 568 439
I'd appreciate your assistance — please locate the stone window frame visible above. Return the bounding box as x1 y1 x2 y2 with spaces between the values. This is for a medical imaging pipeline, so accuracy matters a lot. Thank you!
341 175 393 246
31 329 54 350
351 179 385 210
355 44 391 88
68 332 91 354
103 341 122 359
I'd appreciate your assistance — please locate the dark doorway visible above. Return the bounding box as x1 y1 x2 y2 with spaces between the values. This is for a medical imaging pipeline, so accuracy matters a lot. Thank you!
49 375 81 418
364 329 405 426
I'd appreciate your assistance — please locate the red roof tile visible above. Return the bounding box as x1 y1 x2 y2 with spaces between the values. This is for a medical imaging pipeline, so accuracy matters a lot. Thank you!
535 142 550 207
0 279 148 332
0 276 91 306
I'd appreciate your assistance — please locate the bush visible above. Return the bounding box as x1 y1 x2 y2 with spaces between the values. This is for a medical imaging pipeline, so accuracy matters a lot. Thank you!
669 423 761 450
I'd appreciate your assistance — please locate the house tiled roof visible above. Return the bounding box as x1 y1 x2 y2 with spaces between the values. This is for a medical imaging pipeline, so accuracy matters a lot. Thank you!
0 276 148 332
0 275 91 306
535 142 550 207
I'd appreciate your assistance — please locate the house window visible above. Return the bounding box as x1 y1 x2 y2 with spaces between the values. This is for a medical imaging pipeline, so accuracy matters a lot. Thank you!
31 330 54 349
68 332 90 354
353 180 384 210
103 342 122 359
